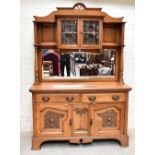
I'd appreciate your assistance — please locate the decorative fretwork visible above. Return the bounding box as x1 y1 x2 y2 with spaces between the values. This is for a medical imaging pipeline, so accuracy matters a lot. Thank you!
45 111 64 128
73 3 85 10
75 108 88 116
98 110 117 127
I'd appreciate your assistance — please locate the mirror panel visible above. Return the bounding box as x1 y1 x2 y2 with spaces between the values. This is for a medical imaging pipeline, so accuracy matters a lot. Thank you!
42 49 116 79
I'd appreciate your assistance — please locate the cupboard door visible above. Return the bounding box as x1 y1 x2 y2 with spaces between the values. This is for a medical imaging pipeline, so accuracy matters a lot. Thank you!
72 104 90 136
81 19 102 49
40 104 71 137
58 19 80 49
91 103 124 136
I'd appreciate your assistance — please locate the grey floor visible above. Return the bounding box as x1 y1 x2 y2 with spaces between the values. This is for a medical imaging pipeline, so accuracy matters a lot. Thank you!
20 129 134 155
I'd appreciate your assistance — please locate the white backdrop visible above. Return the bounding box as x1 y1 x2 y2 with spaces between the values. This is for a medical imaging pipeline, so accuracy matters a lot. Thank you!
20 0 134 131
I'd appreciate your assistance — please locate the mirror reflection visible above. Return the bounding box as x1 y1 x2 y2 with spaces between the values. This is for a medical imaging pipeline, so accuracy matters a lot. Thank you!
42 49 116 79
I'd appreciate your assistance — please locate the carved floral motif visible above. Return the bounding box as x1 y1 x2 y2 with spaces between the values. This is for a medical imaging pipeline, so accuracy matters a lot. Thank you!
45 111 64 128
98 110 117 127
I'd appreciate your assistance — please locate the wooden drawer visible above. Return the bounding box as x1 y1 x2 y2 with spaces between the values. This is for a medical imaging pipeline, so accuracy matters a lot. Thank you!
36 94 80 103
82 93 125 103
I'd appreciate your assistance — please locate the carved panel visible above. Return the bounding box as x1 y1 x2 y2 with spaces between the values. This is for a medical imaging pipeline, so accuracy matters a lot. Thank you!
72 106 89 135
76 108 87 115
73 3 86 10
45 111 64 128
98 110 117 127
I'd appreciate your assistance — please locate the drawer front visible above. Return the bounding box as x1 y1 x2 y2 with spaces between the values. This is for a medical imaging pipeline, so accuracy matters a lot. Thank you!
82 93 125 103
36 94 80 103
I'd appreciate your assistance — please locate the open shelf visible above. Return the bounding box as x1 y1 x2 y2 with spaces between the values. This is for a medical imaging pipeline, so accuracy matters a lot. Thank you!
102 42 124 47
34 42 57 47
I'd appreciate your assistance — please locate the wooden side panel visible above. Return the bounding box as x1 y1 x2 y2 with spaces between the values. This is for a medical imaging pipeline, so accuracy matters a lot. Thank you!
103 24 122 44
41 24 53 42
103 27 116 43
37 23 57 43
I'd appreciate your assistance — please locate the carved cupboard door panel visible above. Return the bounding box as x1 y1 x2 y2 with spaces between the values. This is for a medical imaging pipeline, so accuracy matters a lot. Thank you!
90 103 124 136
72 104 90 136
40 104 71 137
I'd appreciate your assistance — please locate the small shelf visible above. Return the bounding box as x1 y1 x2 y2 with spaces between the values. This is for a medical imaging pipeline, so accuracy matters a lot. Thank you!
83 32 99 34
34 42 57 47
62 32 77 33
102 43 124 47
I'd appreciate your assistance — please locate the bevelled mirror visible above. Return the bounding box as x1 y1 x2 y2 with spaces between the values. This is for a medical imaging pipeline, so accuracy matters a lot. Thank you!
42 49 116 79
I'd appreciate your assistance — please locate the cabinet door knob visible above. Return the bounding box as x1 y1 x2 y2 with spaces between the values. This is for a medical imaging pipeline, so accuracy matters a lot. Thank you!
90 119 93 126
88 96 96 102
66 96 74 102
112 95 120 101
42 96 50 102
69 119 72 126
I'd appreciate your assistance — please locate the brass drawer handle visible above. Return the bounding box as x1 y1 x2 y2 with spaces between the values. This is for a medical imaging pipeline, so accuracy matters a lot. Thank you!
88 96 96 102
42 96 50 102
112 95 120 101
66 96 74 102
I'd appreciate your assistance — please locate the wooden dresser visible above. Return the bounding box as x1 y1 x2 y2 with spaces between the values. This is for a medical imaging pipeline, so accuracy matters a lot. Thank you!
30 3 131 150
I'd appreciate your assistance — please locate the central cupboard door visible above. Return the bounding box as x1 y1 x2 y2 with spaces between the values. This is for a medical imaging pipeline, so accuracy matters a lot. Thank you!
72 104 90 136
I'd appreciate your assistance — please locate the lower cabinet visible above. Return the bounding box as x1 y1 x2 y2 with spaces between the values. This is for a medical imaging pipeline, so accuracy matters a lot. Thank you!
32 93 128 149
39 102 124 138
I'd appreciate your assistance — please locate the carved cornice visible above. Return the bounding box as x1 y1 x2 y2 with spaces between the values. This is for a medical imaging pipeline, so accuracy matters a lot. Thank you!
33 3 124 23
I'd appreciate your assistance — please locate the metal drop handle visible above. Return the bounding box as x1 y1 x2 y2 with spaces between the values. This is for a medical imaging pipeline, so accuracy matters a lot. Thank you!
42 96 50 102
88 96 96 102
112 95 120 101
66 96 74 102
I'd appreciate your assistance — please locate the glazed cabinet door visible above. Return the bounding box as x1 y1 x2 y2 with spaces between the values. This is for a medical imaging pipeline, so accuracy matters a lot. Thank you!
57 18 80 49
39 103 72 137
80 19 102 49
90 103 124 136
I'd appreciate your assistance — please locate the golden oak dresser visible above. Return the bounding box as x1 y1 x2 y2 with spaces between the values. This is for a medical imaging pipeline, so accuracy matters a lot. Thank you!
30 3 131 150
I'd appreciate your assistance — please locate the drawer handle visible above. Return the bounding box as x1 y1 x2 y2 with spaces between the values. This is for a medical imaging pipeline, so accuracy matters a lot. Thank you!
88 96 96 102
42 96 50 102
112 95 120 101
66 96 74 102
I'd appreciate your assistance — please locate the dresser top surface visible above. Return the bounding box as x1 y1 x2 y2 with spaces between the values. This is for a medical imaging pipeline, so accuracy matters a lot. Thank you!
29 82 131 93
